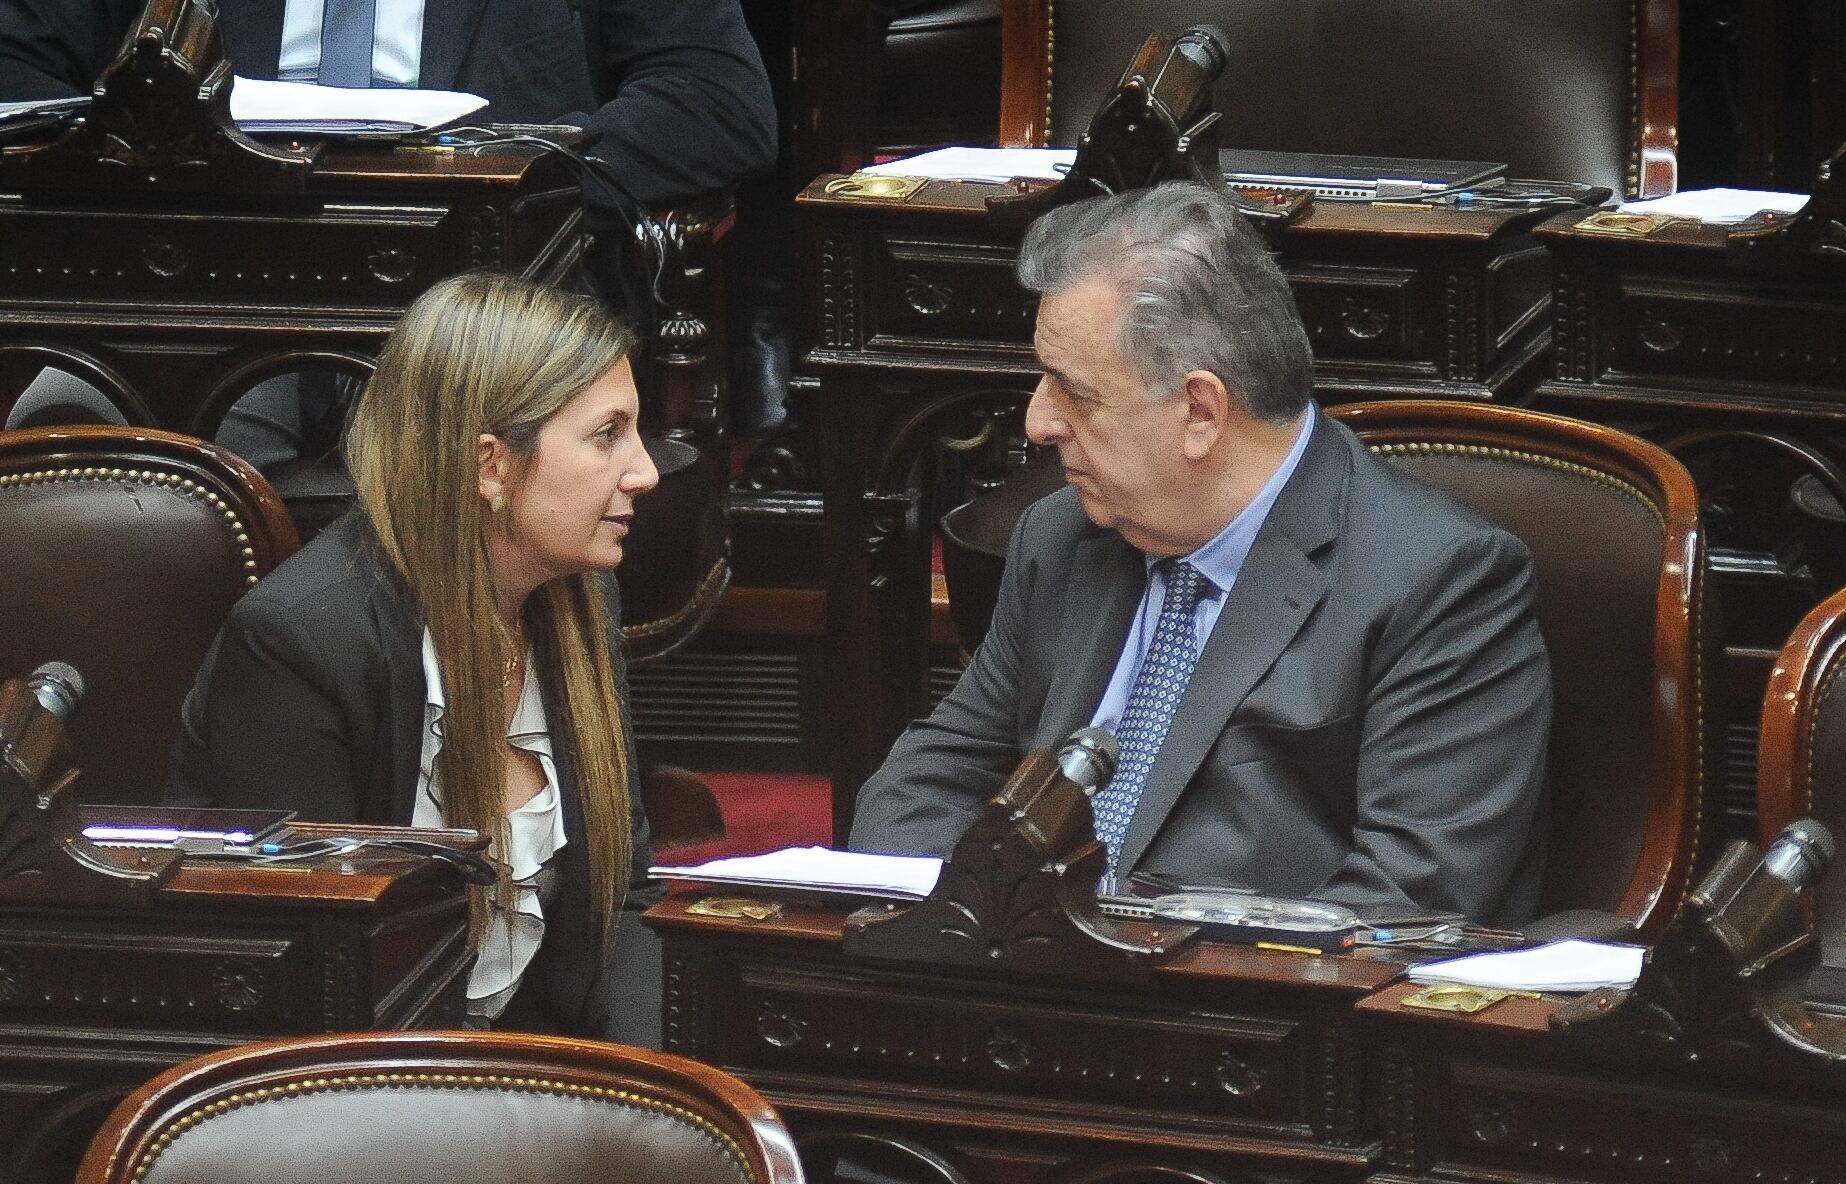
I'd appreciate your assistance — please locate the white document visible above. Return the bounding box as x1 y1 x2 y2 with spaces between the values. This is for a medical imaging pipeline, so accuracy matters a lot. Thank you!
861 146 1076 184
230 76 486 134
1619 187 1810 225
1407 939 1645 993
650 845 944 899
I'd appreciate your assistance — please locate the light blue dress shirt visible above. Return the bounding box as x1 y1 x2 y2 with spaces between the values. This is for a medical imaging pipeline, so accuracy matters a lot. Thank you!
1088 406 1317 734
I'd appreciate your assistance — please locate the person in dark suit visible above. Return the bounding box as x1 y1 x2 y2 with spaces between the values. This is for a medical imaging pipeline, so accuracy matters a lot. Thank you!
849 182 1552 927
0 0 775 452
0 0 774 206
168 271 665 1041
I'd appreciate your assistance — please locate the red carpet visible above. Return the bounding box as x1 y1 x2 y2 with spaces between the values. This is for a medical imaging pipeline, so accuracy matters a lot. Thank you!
659 769 832 865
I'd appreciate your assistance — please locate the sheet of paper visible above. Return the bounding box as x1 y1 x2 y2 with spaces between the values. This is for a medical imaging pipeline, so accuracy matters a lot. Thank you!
230 76 486 134
651 845 943 898
861 146 1075 184
1619 187 1810 225
1407 939 1645 992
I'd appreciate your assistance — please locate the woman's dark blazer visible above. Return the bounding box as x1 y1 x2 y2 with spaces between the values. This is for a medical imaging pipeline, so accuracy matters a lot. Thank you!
166 512 662 1046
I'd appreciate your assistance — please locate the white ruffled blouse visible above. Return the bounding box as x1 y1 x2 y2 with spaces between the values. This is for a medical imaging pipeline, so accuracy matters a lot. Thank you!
409 629 566 1019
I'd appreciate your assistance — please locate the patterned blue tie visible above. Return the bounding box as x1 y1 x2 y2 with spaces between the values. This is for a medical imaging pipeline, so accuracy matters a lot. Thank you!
318 0 377 88
1092 559 1213 874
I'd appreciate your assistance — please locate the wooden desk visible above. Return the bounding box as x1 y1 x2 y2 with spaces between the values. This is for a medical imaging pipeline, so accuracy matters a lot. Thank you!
0 828 471 1184
0 139 583 437
1360 978 1846 1183
650 892 1405 1184
793 177 1557 833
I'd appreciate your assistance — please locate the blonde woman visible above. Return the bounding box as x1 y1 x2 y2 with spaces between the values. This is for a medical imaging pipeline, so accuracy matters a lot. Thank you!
168 271 663 1041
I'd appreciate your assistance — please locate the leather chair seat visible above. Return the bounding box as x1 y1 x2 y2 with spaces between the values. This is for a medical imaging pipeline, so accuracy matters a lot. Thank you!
0 426 296 806
78 1031 804 1184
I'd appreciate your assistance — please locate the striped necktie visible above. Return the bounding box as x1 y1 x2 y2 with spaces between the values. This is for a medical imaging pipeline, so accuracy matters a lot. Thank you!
317 0 377 88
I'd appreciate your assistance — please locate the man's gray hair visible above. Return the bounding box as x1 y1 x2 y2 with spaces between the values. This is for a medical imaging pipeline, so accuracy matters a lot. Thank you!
1016 181 1313 422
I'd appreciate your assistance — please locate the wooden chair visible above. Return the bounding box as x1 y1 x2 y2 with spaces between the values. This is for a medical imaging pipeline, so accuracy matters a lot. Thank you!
0 425 297 806
940 402 1705 935
1329 401 1704 936
997 0 1680 197
76 1030 806 1184
1756 584 1846 958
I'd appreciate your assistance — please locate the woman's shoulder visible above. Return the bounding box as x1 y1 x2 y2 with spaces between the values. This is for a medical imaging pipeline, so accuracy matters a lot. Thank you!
235 512 407 630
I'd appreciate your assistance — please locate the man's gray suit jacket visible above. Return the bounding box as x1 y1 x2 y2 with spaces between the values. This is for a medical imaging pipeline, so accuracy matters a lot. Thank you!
849 413 1551 928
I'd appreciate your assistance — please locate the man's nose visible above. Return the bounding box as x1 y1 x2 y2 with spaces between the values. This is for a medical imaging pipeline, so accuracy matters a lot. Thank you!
1024 380 1063 444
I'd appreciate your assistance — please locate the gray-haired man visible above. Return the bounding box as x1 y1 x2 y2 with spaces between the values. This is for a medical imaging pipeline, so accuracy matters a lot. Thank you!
849 181 1551 927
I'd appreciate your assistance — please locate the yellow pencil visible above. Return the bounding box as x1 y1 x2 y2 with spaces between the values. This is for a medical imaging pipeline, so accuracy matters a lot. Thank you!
1255 941 1322 955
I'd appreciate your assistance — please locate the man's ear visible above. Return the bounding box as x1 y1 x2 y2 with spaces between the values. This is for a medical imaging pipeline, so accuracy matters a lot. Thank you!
1181 370 1230 461
478 433 508 505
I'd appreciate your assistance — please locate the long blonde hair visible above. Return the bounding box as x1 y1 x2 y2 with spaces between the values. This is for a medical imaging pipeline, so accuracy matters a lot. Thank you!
347 271 639 936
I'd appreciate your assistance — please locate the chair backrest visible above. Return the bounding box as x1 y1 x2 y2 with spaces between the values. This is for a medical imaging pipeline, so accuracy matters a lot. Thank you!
1329 401 1703 935
998 0 1680 197
77 1030 806 1184
1757 585 1846 956
0 425 297 805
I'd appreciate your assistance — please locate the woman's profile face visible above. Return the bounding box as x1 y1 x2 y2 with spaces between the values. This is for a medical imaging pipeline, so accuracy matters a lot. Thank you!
496 359 658 581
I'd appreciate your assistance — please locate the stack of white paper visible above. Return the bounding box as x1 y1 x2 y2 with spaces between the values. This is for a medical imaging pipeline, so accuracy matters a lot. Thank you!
1619 187 1810 225
230 76 486 135
860 146 1075 184
1407 939 1645 993
650 846 943 899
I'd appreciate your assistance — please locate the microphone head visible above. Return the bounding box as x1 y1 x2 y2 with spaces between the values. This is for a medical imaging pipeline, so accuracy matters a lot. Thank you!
1763 817 1835 891
1057 726 1120 794
26 661 85 720
1174 24 1232 77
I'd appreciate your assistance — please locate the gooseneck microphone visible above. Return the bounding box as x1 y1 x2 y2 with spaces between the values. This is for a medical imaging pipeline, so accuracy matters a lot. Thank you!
26 662 85 721
1058 727 1120 795
1763 818 1835 890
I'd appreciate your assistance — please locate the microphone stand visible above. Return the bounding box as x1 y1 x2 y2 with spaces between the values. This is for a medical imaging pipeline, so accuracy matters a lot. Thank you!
985 29 1306 234
842 749 1196 984
0 675 178 903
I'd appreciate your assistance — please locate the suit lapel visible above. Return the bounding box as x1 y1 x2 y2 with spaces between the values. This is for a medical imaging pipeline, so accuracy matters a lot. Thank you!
1115 415 1350 872
419 0 492 89
1035 530 1147 748
221 0 286 78
371 570 427 827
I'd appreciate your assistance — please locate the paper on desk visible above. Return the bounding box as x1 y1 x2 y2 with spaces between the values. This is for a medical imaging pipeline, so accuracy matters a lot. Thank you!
861 146 1075 184
1407 939 1644 993
650 846 943 899
1620 187 1809 225
230 76 486 134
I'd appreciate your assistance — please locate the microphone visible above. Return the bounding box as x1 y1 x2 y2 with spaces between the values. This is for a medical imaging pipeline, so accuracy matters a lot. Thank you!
1169 24 1231 81
1058 727 1119 795
1763 818 1835 891
26 662 84 722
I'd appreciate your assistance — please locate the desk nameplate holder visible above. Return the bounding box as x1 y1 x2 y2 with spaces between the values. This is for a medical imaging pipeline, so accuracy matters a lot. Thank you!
841 751 1198 983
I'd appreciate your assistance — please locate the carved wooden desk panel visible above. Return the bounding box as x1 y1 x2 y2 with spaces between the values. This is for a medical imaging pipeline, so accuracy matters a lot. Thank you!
649 894 1403 1184
0 143 582 437
1359 981 1846 1184
793 177 1555 834
0 843 470 1184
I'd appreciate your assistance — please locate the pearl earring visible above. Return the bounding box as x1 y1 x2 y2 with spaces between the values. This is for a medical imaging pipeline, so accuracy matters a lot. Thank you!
489 493 507 514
